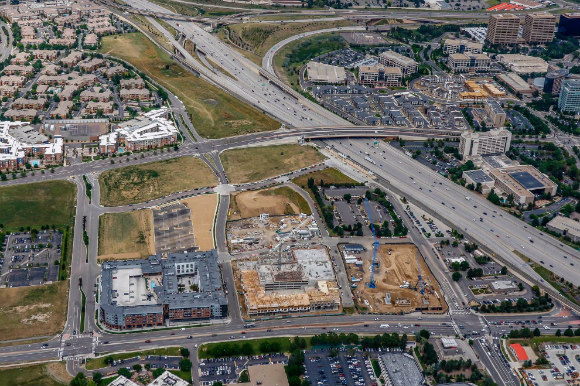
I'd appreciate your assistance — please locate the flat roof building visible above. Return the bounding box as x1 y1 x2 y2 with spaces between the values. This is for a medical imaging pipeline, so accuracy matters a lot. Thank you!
306 61 347 84
497 72 533 95
99 250 228 330
544 69 569 95
557 13 580 37
359 64 402 87
485 99 506 127
497 54 548 74
459 128 512 159
486 14 520 44
378 50 418 76
379 353 424 386
558 78 580 113
448 53 491 73
462 169 495 194
523 13 556 43
546 215 580 242
488 165 557 204
443 39 483 54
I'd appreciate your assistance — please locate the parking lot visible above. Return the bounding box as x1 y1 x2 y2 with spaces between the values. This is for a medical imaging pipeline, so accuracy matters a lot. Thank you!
1 230 62 287
199 354 288 386
520 345 580 386
304 348 377 386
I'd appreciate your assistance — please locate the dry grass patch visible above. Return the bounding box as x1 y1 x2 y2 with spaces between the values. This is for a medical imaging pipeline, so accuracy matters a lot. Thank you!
229 186 311 220
181 194 218 251
98 210 155 261
99 33 279 138
0 363 69 386
220 144 326 184
99 157 217 206
0 281 68 341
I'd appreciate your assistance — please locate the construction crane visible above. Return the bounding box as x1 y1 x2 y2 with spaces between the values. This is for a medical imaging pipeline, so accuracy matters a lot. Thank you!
416 250 425 295
365 198 379 289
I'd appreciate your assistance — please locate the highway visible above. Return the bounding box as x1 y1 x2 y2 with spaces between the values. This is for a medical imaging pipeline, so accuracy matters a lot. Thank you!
327 139 580 298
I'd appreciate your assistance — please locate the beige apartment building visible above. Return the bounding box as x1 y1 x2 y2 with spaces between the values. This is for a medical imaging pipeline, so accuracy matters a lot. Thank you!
486 14 520 44
523 13 556 43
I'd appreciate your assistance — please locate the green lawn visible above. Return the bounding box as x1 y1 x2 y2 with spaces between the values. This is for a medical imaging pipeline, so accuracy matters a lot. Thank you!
220 144 326 184
99 33 279 138
0 363 68 386
292 167 359 189
0 181 76 230
199 337 304 359
86 347 183 370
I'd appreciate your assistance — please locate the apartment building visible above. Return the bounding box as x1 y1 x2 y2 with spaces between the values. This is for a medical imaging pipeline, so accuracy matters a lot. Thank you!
443 39 483 54
558 78 580 113
459 128 512 159
358 64 402 87
486 14 520 44
523 13 556 43
378 50 418 76
120 88 151 101
448 53 491 73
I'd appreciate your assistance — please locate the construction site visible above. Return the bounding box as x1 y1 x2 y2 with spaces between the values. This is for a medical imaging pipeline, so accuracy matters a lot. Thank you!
233 246 341 318
226 213 321 255
344 243 446 314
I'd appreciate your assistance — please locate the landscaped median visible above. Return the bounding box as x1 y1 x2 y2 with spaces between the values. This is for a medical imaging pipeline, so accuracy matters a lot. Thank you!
98 157 217 207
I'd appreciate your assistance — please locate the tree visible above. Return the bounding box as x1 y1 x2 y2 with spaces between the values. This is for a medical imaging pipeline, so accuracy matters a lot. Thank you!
212 383 223 386
238 370 249 383
533 328 541 337
179 358 192 372
104 355 114 366
556 329 562 337
133 364 142 372
452 271 462 281
419 329 431 340
70 373 88 386
181 347 190 358
92 372 102 386
118 368 131 378
564 328 574 337
343 193 352 203
153 368 165 378
501 266 508 275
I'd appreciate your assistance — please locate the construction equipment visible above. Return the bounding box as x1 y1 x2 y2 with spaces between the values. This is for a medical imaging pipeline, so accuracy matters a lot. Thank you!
416 250 425 295
365 198 379 289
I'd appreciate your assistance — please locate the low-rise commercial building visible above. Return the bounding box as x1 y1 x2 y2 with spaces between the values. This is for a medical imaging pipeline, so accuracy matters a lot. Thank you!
497 72 533 95
488 165 557 204
379 353 424 386
379 50 418 76
462 169 495 194
448 53 491 73
443 39 483 54
306 61 347 84
546 215 580 242
459 128 512 159
358 64 402 87
99 250 228 330
497 54 548 74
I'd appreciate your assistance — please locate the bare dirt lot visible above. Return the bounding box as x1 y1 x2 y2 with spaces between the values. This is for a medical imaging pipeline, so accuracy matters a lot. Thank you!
181 194 218 251
98 210 155 261
0 281 69 341
347 244 446 313
229 186 310 220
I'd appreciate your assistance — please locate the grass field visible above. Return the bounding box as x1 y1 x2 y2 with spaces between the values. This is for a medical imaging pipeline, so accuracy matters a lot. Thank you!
0 362 71 386
0 281 69 341
99 33 279 138
0 181 76 230
220 144 326 184
86 347 182 370
98 157 217 206
292 167 359 189
199 337 303 359
98 210 155 260
226 20 351 58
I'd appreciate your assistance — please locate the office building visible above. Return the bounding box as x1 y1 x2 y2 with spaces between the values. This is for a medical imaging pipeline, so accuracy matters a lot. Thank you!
443 39 483 54
523 13 556 43
547 215 580 242
543 69 569 94
99 250 228 330
448 53 491 73
557 13 580 37
378 50 418 76
358 64 402 87
486 14 520 44
462 169 495 194
485 100 507 127
496 54 548 74
488 165 558 205
306 61 347 84
459 128 512 159
558 78 580 113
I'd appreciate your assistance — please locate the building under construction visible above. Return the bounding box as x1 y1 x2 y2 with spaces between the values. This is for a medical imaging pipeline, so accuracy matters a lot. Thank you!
236 247 341 317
